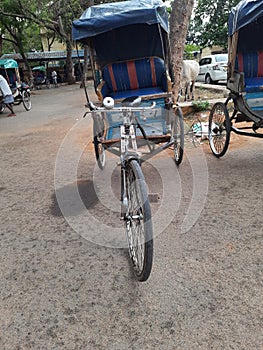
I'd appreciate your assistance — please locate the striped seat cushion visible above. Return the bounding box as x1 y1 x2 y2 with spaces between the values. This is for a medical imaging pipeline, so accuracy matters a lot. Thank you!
100 57 168 99
244 77 263 93
235 52 263 92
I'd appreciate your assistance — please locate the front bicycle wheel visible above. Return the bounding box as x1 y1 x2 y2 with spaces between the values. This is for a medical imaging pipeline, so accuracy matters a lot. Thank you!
22 91 32 111
208 102 231 157
173 107 184 165
93 114 106 169
124 159 153 282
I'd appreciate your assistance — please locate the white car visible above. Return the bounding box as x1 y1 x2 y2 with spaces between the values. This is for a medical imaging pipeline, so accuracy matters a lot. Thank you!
197 54 228 84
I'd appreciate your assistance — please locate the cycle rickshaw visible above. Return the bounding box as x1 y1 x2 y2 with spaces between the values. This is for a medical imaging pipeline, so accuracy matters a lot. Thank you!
32 65 51 89
209 0 263 157
0 58 31 113
72 0 184 281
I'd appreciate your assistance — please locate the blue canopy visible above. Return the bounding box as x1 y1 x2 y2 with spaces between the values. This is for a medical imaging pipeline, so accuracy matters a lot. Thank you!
72 0 170 66
72 0 169 41
0 59 18 69
229 0 263 36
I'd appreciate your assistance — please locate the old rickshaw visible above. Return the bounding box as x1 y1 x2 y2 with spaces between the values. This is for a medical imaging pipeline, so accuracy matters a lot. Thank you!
209 0 263 157
32 65 51 89
72 0 184 281
0 58 31 113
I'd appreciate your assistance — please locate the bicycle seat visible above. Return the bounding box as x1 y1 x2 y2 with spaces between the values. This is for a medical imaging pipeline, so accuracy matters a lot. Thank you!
121 96 141 107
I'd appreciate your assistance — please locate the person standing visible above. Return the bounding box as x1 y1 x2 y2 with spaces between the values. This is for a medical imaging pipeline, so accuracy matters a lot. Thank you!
51 70 58 87
0 74 16 117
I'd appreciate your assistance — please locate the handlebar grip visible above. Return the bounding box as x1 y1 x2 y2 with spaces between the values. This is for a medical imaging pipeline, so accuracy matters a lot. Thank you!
103 97 115 109
85 98 156 113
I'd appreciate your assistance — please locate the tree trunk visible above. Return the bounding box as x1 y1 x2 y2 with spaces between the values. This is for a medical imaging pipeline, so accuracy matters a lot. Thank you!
21 52 33 84
169 0 194 103
0 34 2 56
65 39 75 84
80 45 89 88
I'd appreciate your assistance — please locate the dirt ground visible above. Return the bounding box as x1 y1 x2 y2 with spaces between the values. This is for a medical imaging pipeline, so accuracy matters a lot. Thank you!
195 85 227 101
0 83 262 350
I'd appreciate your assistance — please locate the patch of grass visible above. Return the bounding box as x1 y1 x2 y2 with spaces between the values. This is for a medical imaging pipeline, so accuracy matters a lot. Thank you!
192 100 210 112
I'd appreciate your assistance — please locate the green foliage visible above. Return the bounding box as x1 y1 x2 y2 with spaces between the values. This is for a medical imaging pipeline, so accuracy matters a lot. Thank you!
187 0 240 49
0 0 42 54
192 100 210 112
184 44 200 59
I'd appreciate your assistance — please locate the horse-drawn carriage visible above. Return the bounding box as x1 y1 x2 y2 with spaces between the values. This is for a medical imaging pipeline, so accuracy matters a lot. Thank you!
209 0 263 157
72 0 184 281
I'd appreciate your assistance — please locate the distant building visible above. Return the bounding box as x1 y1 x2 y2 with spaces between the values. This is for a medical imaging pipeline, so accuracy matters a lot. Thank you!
201 46 227 57
0 50 85 83
0 50 84 63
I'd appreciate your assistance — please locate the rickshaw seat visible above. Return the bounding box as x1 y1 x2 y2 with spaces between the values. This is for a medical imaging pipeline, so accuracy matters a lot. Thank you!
234 52 263 112
235 51 263 92
244 77 263 93
98 57 170 100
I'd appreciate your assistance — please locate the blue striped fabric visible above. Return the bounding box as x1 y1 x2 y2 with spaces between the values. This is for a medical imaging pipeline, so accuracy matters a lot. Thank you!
103 62 130 92
135 58 153 89
101 57 167 99
242 52 258 77
245 77 263 92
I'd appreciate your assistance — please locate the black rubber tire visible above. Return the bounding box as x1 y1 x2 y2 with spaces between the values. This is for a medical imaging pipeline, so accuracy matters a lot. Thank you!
93 114 106 169
208 102 231 157
0 103 6 113
205 74 213 84
173 107 184 165
22 91 32 111
124 159 153 282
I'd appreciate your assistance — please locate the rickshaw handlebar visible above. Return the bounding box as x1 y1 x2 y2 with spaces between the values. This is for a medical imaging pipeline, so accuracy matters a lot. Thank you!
87 97 156 112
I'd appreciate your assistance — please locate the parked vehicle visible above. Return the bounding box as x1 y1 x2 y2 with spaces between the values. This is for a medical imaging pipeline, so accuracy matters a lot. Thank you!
0 59 31 112
208 0 263 157
72 0 184 282
197 54 228 84
32 66 50 89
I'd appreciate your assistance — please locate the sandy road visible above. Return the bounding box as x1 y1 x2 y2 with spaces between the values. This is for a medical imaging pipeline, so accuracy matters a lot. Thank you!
0 83 262 349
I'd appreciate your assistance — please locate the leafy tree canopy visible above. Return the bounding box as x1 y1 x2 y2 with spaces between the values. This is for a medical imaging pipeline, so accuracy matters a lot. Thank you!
187 0 240 49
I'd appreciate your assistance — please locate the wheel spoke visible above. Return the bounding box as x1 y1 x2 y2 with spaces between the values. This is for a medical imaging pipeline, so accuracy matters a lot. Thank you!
124 160 153 281
22 91 32 111
209 102 230 157
173 109 184 165
93 115 106 169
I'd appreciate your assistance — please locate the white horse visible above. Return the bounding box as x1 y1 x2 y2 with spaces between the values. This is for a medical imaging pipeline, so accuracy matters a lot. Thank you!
181 60 200 101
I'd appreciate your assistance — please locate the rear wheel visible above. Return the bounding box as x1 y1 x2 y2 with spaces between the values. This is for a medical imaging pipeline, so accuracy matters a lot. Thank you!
208 102 231 157
124 159 153 282
205 74 213 84
0 103 6 113
173 107 184 165
93 114 106 169
22 91 32 111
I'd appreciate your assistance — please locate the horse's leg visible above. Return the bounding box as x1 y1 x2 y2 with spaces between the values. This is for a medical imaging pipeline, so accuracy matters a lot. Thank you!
185 82 189 101
190 80 195 100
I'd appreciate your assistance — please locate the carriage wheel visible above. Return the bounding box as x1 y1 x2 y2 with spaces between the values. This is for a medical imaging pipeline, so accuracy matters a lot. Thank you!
124 159 153 282
208 102 231 157
173 107 184 165
93 114 106 169
22 91 32 111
